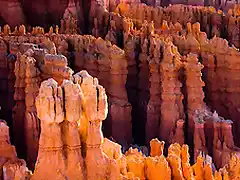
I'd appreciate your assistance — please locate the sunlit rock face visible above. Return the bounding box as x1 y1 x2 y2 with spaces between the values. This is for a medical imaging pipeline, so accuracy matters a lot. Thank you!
28 70 240 179
0 0 238 28
0 0 240 179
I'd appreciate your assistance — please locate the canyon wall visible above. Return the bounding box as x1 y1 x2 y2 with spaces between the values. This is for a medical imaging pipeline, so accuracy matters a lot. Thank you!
0 1 239 179
0 27 133 167
0 0 239 33
99 2 240 147
0 24 239 172
2 69 240 179
0 2 239 168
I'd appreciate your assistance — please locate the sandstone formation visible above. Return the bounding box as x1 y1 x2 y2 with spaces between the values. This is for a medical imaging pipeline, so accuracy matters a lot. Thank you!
60 0 80 34
3 73 240 179
113 3 240 49
0 1 237 36
138 37 151 144
183 53 206 156
159 42 183 144
0 120 31 180
28 73 240 180
72 35 132 145
0 30 133 168
13 48 27 159
0 0 240 179
23 53 41 169
106 3 240 153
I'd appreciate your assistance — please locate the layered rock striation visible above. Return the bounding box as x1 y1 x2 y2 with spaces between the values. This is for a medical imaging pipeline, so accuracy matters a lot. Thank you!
0 1 239 179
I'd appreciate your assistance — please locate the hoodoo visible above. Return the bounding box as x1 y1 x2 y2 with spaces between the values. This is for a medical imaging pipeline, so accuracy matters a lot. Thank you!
0 0 240 180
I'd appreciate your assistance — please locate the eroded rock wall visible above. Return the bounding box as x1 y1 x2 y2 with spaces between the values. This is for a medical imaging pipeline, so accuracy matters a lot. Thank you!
26 69 240 180
0 1 239 179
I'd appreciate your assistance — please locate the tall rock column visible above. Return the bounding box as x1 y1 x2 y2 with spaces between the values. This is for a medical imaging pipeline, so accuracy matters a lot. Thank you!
13 52 26 158
159 43 182 144
146 38 160 144
95 38 112 137
210 38 230 119
62 80 84 180
74 71 120 180
105 20 118 45
221 120 234 167
181 144 195 180
24 54 41 169
31 79 66 180
183 53 205 147
109 45 132 145
221 120 240 166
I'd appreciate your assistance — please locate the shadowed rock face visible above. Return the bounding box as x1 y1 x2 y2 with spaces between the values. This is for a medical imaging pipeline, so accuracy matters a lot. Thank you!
0 0 93 29
20 0 69 26
0 0 25 27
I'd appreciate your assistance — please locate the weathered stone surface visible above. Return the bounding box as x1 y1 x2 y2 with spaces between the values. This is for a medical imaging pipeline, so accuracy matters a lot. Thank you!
0 1 240 178
31 79 66 180
150 139 164 157
72 35 132 145
0 120 31 179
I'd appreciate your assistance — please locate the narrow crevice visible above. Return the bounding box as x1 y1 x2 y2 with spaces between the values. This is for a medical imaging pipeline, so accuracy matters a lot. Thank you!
199 55 208 105
96 87 99 112
51 86 57 117
66 40 75 69
81 0 91 34
61 86 66 119
102 92 112 138
213 55 217 72
131 38 148 146
117 30 124 49
180 66 194 162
